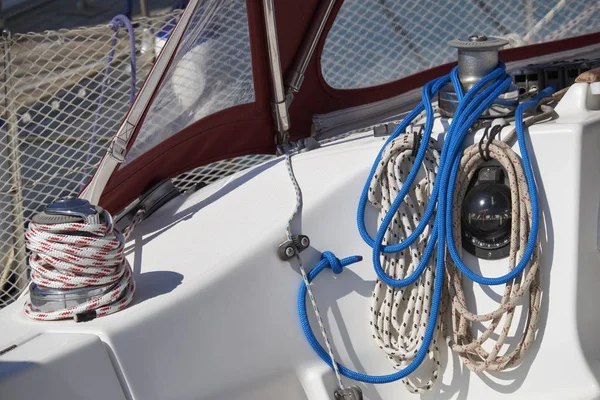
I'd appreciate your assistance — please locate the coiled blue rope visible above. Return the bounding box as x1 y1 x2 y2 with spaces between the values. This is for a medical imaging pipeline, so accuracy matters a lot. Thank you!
299 62 553 384
444 85 555 285
298 251 439 383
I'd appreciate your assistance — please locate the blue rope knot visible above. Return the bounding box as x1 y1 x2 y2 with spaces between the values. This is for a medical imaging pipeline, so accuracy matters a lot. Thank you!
322 251 343 274
109 14 132 32
319 252 363 275
298 62 553 384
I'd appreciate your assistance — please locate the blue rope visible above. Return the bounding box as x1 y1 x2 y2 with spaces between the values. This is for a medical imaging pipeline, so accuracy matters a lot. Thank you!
360 64 512 288
299 251 442 383
299 62 554 384
444 85 555 285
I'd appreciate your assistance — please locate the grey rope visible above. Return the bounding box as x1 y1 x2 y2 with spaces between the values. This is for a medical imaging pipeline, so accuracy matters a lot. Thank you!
284 153 345 389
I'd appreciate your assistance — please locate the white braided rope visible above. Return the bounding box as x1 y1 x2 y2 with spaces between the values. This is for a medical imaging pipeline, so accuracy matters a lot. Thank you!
446 136 542 371
522 0 569 43
367 133 442 393
366 115 545 387
23 208 144 321
284 153 345 389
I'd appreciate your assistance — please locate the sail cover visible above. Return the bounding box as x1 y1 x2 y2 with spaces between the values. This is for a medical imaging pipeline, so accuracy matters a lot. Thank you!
84 0 600 213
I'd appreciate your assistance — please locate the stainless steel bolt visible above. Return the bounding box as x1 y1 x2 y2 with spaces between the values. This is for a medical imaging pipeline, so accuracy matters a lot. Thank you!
468 34 488 42
300 236 309 247
285 246 295 257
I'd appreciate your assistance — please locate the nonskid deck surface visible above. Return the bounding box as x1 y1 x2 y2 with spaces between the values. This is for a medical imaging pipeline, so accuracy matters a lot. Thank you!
2 90 600 399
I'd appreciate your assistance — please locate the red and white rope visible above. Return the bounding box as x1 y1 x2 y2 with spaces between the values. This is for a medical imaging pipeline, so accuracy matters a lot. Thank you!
543 3 600 43
23 208 144 321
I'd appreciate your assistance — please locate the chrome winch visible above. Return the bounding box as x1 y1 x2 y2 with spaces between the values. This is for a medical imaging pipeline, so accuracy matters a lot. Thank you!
437 35 517 260
439 35 519 117
28 197 116 313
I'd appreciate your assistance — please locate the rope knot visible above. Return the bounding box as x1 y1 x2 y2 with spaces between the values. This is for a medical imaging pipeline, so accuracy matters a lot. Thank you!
320 251 363 274
322 251 343 274
109 15 132 32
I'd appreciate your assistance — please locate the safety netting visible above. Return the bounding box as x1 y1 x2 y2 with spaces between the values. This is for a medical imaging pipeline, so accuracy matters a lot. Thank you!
172 154 275 192
322 0 600 89
0 12 181 307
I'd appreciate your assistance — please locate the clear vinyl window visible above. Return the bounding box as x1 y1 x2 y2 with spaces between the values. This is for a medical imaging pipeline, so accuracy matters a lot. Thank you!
125 0 255 163
321 0 599 89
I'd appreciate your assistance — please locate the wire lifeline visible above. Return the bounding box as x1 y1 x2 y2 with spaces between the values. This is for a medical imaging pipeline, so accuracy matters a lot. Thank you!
298 62 549 384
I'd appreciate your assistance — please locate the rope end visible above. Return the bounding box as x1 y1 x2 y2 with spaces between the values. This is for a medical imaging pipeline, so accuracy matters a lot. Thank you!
75 310 97 323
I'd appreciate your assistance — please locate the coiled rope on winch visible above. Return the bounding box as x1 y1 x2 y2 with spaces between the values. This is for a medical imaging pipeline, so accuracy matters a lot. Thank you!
24 208 144 322
23 15 140 322
297 61 555 388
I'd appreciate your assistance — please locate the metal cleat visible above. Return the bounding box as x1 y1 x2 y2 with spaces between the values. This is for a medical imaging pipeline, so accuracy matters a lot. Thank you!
334 386 363 400
277 235 310 261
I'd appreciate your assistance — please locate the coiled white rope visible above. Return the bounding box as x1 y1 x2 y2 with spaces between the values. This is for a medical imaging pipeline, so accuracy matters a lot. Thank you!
367 110 552 384
368 132 443 393
24 208 143 322
445 129 542 371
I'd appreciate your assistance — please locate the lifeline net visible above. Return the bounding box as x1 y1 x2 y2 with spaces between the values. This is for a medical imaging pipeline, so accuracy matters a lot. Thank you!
0 12 181 307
